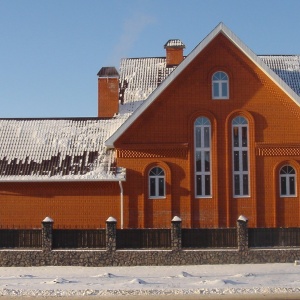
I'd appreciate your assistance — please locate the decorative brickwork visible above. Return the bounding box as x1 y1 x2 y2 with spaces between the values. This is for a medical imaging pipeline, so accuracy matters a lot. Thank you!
117 148 188 159
256 144 300 156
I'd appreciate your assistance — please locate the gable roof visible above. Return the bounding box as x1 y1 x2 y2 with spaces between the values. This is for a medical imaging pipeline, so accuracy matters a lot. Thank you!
105 22 300 148
2 23 300 182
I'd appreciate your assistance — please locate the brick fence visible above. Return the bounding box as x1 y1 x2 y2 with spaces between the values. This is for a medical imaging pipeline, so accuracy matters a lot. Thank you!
1 215 300 266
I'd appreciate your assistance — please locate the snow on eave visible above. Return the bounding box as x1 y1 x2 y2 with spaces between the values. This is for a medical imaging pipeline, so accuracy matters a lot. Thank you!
105 22 300 148
0 178 126 182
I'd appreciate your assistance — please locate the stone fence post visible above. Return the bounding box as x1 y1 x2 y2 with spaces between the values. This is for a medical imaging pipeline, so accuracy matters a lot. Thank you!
41 216 54 252
171 216 182 251
237 215 248 252
106 216 117 252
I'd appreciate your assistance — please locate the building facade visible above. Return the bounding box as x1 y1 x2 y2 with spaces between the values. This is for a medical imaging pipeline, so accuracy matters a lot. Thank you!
1 23 300 229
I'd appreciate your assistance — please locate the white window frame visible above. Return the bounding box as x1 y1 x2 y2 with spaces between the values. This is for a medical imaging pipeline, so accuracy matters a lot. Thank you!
232 116 249 197
280 165 296 197
149 167 166 199
212 71 229 99
194 117 212 198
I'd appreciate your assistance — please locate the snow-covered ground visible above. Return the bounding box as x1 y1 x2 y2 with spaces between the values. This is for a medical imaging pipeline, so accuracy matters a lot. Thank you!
0 263 300 298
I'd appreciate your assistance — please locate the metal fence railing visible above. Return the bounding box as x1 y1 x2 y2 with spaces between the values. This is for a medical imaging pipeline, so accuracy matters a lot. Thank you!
249 228 300 248
0 229 42 248
52 229 106 249
1 227 300 249
116 229 171 249
182 228 237 248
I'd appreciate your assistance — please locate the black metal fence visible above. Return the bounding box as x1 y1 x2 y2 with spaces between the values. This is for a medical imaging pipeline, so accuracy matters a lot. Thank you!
52 229 106 249
116 229 171 249
0 229 42 248
249 228 300 247
1 227 300 249
182 228 237 248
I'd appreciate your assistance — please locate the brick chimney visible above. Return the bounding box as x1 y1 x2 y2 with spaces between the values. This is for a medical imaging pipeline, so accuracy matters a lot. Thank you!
97 67 119 118
164 39 185 68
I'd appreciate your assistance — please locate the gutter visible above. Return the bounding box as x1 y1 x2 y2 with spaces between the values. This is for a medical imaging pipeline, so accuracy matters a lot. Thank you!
119 181 124 229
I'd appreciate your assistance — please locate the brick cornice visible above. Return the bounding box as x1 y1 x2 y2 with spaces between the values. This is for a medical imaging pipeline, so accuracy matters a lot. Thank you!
256 143 300 156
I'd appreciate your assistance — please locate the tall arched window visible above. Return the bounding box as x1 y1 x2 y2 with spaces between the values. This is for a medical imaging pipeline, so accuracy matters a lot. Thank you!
195 117 211 197
149 167 165 198
212 71 229 99
280 165 296 197
232 116 249 197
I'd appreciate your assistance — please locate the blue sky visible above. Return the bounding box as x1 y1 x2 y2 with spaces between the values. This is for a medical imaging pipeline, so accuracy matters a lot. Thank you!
1 0 300 118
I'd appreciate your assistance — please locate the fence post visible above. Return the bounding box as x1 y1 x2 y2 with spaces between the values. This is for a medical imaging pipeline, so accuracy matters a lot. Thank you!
171 216 182 251
41 216 54 252
237 215 248 252
106 216 117 252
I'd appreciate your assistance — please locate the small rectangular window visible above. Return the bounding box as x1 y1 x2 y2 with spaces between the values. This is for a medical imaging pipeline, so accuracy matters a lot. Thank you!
213 83 219 98
158 178 165 196
242 151 248 171
234 175 240 196
243 175 249 195
281 177 287 195
195 128 201 147
205 175 210 196
196 151 201 172
196 175 202 196
150 178 156 197
242 127 248 147
234 151 239 171
221 82 228 97
233 127 239 147
290 177 295 195
204 151 210 172
204 127 210 147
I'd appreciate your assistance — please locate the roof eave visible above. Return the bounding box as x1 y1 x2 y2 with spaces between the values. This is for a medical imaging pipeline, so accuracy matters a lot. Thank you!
0 178 126 183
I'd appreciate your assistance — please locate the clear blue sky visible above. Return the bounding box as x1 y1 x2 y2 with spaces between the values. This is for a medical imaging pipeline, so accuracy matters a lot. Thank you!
1 0 300 118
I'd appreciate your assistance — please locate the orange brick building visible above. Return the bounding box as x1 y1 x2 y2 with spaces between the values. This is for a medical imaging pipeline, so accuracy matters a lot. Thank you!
1 23 300 229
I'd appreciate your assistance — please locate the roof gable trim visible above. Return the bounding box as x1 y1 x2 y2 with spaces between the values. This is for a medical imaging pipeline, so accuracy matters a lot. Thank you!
106 23 300 148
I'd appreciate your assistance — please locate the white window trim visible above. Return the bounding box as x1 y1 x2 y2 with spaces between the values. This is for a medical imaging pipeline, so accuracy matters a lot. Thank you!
195 117 212 198
232 117 250 198
212 71 229 99
280 166 297 197
148 167 166 199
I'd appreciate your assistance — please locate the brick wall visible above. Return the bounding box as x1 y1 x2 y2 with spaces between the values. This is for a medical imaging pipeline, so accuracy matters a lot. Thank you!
114 33 300 229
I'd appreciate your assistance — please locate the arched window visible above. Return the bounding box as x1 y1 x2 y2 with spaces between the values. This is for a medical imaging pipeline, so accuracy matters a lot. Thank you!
195 117 211 197
149 167 165 198
280 165 296 197
212 71 229 99
232 116 249 197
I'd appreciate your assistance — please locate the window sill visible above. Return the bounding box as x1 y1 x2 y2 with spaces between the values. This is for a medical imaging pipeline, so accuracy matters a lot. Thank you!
233 195 251 199
148 197 166 200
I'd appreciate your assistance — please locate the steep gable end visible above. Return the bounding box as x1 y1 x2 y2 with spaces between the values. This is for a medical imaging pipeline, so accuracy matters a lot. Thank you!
106 23 300 148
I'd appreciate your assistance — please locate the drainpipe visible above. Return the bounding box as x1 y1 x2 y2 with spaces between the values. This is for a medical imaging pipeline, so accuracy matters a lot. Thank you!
119 181 124 229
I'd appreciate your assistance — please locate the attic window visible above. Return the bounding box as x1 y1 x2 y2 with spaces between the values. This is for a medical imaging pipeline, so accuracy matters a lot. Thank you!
212 71 229 99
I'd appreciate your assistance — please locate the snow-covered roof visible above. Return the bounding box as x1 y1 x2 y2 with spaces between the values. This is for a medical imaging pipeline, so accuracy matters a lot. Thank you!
2 23 300 181
0 117 127 181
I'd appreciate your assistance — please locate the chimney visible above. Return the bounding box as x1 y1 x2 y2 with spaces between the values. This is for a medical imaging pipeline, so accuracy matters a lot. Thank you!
164 39 185 67
97 67 119 118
